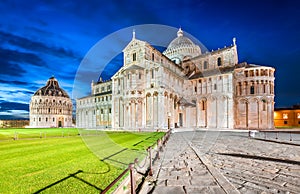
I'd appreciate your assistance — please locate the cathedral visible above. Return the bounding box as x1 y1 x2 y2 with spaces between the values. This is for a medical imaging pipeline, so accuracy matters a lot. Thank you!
76 28 275 130
29 77 73 128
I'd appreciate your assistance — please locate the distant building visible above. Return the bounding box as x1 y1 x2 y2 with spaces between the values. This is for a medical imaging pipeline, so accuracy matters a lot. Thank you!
76 78 112 128
29 76 73 128
0 120 29 128
76 28 275 130
274 105 300 128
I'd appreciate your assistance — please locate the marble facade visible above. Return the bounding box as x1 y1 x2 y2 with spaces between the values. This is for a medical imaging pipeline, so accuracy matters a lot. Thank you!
76 29 275 130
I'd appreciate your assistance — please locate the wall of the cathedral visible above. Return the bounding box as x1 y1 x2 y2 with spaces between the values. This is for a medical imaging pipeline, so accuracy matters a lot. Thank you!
186 73 234 129
111 38 187 130
76 80 112 128
233 66 275 129
29 96 73 128
182 45 238 77
75 31 275 130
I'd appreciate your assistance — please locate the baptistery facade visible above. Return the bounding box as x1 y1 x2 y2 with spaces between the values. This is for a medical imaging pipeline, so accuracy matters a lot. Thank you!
29 77 73 128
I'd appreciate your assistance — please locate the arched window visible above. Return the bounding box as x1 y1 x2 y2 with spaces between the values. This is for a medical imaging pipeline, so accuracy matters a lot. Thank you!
250 86 255 94
217 57 222 66
151 69 154 79
204 61 208 69
239 82 242 95
133 53 136 61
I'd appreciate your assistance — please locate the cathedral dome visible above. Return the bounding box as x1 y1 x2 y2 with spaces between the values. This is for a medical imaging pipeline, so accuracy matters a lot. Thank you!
163 28 201 64
167 28 195 49
34 76 70 98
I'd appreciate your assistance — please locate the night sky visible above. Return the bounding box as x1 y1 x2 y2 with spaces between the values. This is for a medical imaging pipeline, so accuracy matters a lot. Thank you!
0 0 299 119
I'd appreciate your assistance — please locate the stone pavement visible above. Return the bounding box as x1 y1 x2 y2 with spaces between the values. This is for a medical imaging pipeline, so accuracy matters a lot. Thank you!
141 131 238 194
200 131 300 193
140 130 300 194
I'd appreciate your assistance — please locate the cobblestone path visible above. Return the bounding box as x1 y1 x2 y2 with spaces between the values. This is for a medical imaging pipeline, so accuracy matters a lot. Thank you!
193 131 300 194
149 131 237 194
145 130 300 194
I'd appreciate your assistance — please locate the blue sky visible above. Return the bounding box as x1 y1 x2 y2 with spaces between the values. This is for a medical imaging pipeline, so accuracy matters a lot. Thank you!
0 0 299 119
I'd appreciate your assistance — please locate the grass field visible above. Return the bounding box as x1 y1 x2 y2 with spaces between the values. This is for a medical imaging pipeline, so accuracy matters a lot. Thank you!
0 128 164 193
0 128 79 140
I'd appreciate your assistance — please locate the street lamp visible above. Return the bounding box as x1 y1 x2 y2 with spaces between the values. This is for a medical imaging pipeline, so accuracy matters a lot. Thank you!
167 112 171 129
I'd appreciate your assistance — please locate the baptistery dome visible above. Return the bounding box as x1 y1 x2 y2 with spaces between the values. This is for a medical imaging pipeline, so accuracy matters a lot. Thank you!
34 76 69 98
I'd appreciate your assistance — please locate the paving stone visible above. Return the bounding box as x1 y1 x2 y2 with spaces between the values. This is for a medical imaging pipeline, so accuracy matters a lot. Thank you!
144 131 300 194
167 179 191 186
243 181 270 191
148 132 229 194
156 179 167 186
190 176 217 186
152 186 185 194
238 185 262 194
279 168 300 178
284 182 300 193
275 174 300 186
185 186 226 194
209 186 227 194
189 169 209 176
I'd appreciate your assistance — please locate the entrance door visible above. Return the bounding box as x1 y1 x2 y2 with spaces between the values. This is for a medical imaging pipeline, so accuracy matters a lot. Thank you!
58 121 62 128
179 113 183 127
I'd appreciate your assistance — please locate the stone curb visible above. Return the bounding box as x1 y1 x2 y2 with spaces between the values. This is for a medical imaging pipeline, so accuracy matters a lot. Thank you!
253 137 300 146
190 145 240 194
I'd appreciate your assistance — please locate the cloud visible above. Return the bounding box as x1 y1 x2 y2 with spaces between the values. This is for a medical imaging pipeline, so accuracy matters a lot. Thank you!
0 110 29 120
0 97 29 120
0 101 29 112
0 47 44 68
0 79 30 86
0 30 79 60
0 61 26 76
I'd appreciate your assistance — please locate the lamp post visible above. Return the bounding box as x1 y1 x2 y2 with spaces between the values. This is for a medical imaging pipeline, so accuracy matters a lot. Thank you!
167 112 171 129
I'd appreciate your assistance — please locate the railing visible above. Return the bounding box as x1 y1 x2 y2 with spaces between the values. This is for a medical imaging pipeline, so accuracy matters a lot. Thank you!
248 130 300 144
101 130 171 194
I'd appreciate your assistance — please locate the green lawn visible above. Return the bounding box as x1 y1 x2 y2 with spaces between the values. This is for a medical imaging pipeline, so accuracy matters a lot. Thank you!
0 128 79 140
0 129 164 193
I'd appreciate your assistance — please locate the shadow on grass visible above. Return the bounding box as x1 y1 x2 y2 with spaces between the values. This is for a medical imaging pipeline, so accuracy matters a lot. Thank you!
34 133 159 193
33 170 103 193
33 147 136 193
33 161 112 193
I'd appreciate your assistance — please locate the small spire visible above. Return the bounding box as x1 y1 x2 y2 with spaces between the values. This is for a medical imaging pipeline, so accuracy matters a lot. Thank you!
132 29 136 39
177 28 183 37
233 37 236 46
